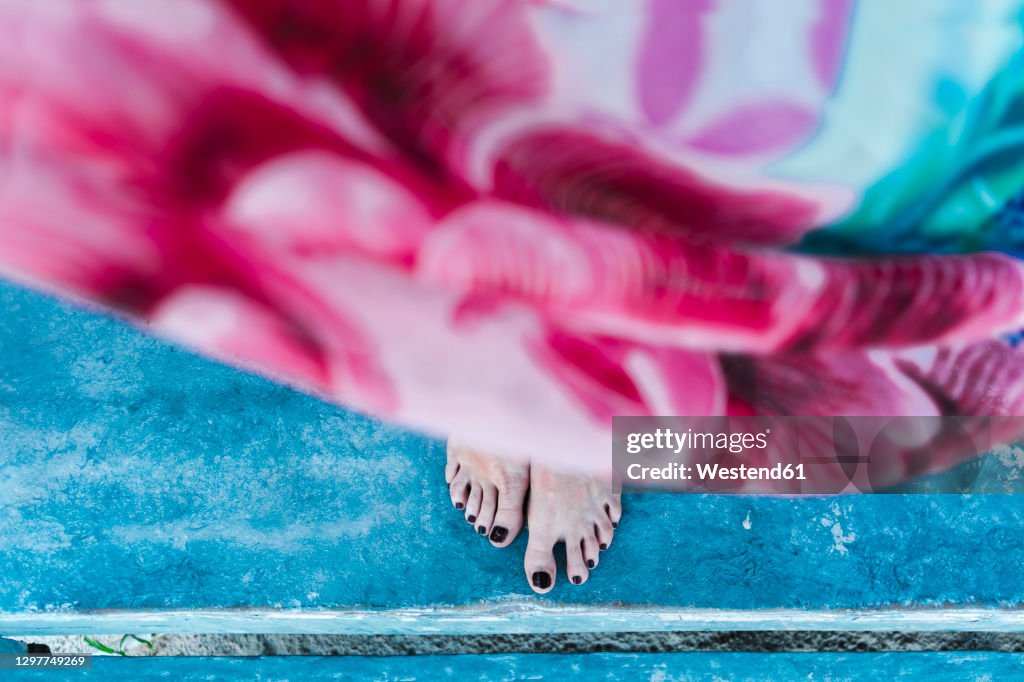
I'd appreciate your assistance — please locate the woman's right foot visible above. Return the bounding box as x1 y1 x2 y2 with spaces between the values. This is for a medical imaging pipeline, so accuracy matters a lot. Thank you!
524 464 621 594
446 440 529 547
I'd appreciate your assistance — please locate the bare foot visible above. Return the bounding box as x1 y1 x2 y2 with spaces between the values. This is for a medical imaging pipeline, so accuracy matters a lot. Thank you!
446 441 529 547
524 464 622 594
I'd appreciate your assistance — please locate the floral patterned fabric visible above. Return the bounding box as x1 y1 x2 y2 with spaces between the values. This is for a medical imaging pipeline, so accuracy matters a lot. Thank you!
3 0 1024 476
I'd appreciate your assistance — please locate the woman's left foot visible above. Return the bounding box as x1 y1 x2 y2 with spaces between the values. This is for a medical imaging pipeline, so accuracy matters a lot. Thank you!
523 464 621 594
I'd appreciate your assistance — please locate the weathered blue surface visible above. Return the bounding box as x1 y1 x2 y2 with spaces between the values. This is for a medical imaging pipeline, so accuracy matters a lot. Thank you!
3 279 1024 614
0 637 25 653
7 653 1024 681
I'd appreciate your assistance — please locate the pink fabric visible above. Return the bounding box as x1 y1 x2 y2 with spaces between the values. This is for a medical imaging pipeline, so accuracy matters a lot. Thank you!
637 0 708 126
2 0 1024 479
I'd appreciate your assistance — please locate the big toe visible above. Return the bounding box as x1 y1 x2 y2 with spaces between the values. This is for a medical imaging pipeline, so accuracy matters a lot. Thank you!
489 501 524 548
524 535 557 594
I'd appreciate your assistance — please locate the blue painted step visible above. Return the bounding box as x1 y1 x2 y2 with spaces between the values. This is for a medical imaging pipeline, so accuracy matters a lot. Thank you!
2 279 1024 621
5 653 1024 681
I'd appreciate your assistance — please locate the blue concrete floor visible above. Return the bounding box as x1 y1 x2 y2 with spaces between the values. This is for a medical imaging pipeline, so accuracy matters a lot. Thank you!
2 279 1024 613
5 652 1023 681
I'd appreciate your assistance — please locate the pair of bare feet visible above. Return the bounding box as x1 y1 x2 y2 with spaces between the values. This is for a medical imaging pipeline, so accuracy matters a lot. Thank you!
445 441 622 593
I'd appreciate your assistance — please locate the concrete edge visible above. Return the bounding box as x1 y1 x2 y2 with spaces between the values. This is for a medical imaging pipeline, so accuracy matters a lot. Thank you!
13 631 1024 656
5 605 1024 636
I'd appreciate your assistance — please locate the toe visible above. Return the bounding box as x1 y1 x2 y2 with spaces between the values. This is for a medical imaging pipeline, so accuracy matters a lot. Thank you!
475 485 498 537
449 475 470 511
566 539 589 586
444 456 459 485
488 481 526 548
605 498 622 528
465 483 483 524
582 534 600 569
595 517 614 550
489 502 524 548
524 534 557 594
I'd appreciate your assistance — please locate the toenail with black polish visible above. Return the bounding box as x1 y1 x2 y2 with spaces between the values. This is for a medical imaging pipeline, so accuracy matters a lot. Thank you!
467 515 476 523
455 502 464 510
572 575 582 585
587 559 595 569
600 543 607 550
532 572 552 589
477 525 487 535
490 526 508 543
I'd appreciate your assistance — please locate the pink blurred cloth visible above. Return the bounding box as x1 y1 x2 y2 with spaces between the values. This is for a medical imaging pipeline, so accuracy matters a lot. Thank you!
2 0 1024 478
